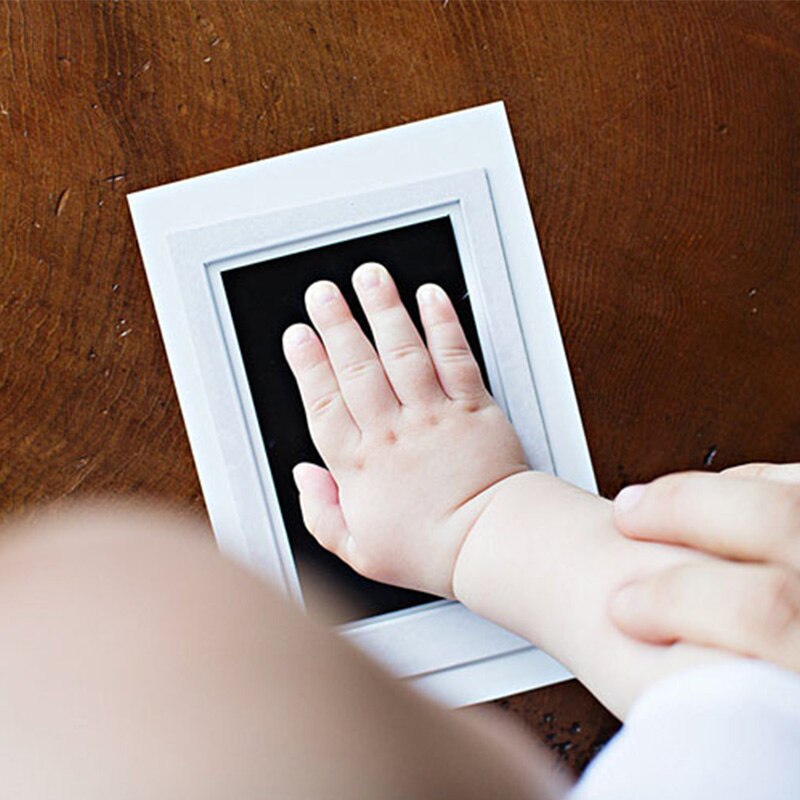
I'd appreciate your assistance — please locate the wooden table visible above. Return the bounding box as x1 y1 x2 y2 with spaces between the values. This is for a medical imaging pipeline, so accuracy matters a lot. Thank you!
2 0 798 777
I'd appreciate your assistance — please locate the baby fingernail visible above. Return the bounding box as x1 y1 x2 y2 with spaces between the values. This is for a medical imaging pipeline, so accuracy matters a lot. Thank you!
309 282 338 306
355 262 386 289
615 484 646 514
285 324 311 347
418 284 445 305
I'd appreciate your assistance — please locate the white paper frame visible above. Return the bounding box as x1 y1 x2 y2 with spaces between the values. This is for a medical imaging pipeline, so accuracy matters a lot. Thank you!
128 101 596 706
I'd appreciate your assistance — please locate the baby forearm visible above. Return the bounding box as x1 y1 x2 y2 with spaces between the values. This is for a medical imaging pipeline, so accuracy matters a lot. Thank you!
452 471 722 718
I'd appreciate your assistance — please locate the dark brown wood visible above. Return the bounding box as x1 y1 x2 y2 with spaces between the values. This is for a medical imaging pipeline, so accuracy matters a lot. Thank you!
1 0 798 776
495 680 622 777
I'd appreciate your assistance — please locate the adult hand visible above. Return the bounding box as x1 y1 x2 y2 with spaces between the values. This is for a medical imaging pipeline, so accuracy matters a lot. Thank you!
609 463 800 673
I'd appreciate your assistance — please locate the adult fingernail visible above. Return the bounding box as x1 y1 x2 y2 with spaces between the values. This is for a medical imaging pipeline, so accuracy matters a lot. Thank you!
309 282 338 306
354 262 386 289
615 484 646 514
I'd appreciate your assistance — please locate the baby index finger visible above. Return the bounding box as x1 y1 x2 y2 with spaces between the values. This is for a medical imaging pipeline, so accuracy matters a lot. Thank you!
614 471 800 569
282 323 360 464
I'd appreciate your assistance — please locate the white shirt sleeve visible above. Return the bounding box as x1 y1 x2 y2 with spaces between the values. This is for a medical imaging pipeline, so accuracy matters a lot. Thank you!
570 659 800 800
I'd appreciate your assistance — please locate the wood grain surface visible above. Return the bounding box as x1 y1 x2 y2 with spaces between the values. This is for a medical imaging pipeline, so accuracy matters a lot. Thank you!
1 0 798 776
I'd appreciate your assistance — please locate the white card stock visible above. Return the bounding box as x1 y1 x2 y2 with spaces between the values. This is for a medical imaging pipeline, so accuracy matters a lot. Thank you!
128 101 595 706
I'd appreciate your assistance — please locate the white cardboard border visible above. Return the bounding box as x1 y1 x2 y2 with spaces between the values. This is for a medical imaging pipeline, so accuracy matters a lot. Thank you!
166 174 550 679
128 101 594 706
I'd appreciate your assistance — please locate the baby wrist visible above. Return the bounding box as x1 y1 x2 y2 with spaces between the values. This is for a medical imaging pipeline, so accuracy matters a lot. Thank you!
449 470 539 608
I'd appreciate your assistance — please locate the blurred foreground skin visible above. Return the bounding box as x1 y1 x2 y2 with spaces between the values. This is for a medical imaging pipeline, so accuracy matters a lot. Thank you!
0 502 565 800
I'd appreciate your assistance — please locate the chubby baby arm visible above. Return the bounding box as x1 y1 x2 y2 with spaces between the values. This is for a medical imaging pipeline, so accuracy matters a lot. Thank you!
282 262 528 597
283 263 721 718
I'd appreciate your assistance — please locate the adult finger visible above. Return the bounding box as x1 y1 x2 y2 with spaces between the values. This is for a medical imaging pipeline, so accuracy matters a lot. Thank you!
614 472 800 569
609 561 800 673
722 462 800 485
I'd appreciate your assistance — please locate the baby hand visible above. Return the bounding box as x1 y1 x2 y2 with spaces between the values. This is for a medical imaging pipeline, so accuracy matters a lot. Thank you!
282 262 527 598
